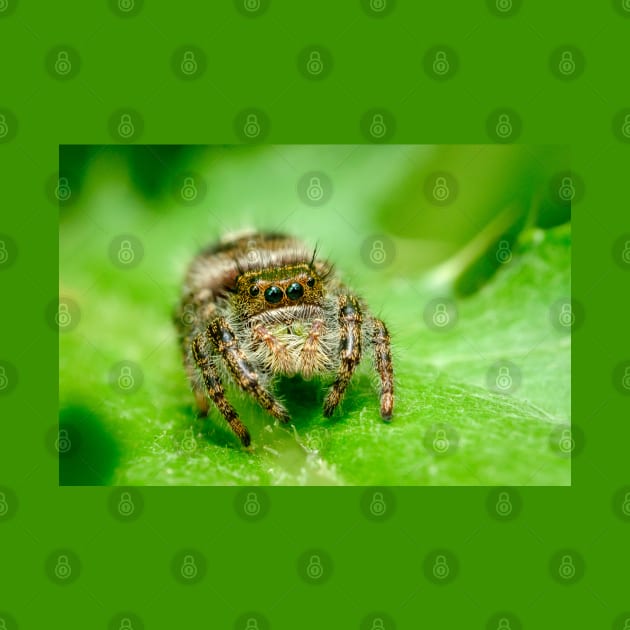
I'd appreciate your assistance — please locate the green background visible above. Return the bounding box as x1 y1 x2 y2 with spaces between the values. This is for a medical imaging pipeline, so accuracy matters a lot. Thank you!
1 1 629 628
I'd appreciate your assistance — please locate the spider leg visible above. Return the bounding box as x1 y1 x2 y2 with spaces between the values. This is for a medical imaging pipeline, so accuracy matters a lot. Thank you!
323 295 362 417
207 317 291 424
191 333 251 446
300 317 325 379
252 323 293 374
370 317 394 420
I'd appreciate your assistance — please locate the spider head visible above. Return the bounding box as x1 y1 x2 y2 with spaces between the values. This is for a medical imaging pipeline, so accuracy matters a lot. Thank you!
235 263 323 316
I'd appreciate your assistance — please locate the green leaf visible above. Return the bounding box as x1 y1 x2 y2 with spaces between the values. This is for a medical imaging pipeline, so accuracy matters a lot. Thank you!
60 146 570 486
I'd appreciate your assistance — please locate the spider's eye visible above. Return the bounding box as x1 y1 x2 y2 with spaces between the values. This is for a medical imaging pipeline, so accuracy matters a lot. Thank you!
306 277 315 288
264 286 283 304
249 285 260 297
286 282 304 300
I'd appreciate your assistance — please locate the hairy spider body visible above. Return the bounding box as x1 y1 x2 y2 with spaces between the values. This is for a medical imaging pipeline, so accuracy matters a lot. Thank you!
175 230 394 447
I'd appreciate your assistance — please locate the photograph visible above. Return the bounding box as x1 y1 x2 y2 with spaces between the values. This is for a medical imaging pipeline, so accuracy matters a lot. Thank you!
58 143 571 486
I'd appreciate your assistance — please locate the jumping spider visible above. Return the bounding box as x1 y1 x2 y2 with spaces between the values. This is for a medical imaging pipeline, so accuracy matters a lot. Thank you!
175 230 394 447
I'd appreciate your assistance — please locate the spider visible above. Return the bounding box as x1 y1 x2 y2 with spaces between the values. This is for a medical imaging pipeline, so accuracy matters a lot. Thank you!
174 230 394 447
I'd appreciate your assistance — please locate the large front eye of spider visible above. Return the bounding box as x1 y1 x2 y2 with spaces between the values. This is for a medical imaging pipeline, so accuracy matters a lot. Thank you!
286 282 304 300
264 285 283 304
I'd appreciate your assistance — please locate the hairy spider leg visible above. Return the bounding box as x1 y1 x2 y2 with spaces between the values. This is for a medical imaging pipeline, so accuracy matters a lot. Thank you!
300 317 326 378
191 333 251 446
371 318 394 420
252 323 294 374
323 295 363 417
206 317 291 424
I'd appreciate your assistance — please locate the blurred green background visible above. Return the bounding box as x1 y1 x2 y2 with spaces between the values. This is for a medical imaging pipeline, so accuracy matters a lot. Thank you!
59 144 571 486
